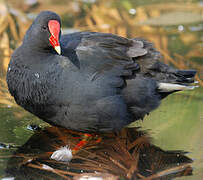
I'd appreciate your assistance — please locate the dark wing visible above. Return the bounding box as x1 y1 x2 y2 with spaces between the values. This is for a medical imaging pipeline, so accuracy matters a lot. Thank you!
61 32 147 74
75 32 147 81
122 38 196 120
60 32 148 131
60 32 196 131
133 38 196 84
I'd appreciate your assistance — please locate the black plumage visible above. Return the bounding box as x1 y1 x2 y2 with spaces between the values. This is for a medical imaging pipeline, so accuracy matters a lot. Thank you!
6 11 196 132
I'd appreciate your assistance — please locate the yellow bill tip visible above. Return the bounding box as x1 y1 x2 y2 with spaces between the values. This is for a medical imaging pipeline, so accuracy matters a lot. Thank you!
55 46 61 55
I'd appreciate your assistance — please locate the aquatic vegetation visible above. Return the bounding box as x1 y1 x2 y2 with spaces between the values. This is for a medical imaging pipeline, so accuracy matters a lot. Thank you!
5 127 193 179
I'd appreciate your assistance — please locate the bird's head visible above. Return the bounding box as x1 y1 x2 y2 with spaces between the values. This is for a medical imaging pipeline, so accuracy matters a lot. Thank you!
24 11 62 55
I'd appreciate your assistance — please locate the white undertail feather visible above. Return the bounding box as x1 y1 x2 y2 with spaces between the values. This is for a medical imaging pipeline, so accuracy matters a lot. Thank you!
158 82 199 92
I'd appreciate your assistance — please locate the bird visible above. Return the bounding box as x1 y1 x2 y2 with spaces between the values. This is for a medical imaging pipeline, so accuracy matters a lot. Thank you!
7 11 197 133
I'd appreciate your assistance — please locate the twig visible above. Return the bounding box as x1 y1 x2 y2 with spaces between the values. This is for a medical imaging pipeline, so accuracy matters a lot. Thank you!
27 163 73 180
144 164 192 180
126 153 139 179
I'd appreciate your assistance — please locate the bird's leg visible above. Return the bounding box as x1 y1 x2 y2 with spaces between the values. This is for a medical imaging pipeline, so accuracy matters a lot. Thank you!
72 133 102 154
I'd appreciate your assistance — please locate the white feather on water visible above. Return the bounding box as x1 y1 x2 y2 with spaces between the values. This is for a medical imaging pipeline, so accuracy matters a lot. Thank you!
51 145 72 162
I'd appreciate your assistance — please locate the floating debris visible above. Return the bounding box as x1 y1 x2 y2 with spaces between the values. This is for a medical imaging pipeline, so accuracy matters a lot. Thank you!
26 124 41 131
0 142 18 149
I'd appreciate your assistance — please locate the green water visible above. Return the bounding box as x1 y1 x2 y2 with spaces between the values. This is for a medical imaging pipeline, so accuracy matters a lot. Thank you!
133 88 203 180
0 0 203 179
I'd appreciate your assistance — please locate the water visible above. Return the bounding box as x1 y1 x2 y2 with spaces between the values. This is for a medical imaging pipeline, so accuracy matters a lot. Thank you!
0 0 203 179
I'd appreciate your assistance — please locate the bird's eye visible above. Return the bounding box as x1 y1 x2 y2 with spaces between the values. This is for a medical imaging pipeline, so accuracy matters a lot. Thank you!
42 26 47 30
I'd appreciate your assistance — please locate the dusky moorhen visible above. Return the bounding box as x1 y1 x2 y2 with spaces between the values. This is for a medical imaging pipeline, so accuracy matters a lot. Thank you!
7 11 197 132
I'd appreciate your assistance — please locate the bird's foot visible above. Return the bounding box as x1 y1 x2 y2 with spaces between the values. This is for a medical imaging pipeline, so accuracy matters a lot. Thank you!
72 133 102 154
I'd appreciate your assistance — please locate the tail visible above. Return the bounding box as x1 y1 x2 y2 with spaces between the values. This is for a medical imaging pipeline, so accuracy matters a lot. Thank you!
157 69 198 98
132 38 198 97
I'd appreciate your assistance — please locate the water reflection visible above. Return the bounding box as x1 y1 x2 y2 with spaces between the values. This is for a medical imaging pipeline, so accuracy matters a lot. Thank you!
5 127 193 180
